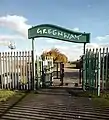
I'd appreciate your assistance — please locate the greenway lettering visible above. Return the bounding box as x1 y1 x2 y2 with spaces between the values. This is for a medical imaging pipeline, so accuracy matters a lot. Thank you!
28 24 90 43
36 28 81 40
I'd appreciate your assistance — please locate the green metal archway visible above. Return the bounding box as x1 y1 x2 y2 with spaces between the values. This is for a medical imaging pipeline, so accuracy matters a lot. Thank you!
28 24 90 89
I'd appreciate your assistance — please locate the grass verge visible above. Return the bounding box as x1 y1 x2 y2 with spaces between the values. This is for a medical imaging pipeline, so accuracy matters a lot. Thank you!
92 97 109 109
0 90 16 102
0 90 26 103
92 92 109 109
77 91 109 109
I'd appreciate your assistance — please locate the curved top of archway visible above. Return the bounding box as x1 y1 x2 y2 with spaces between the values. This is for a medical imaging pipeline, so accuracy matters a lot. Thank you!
28 24 90 43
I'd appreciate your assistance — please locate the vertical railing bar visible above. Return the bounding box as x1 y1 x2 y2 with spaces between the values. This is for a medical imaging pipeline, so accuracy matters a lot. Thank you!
31 51 33 90
87 49 90 89
8 52 11 89
97 50 101 96
22 51 25 89
19 51 22 90
95 48 98 89
16 51 19 90
85 49 88 87
42 58 44 88
0 53 3 89
25 51 28 90
37 56 41 89
14 52 16 89
11 52 14 89
107 48 108 89
105 48 108 89
102 48 105 90
92 48 95 89
99 48 101 91
56 63 58 79
28 51 30 90
88 49 92 90
2 52 6 89
5 52 8 89
51 57 54 86
83 54 86 91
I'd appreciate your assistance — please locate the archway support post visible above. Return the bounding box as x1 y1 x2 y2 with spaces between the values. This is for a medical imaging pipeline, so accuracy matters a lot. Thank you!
31 38 35 90
84 43 86 54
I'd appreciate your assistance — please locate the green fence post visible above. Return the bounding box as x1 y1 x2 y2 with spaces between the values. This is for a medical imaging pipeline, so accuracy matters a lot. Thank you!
102 48 105 90
105 48 108 89
85 49 88 87
99 48 101 91
95 49 98 89
36 56 41 89
39 57 43 88
41 58 46 88
88 49 92 91
97 50 101 96
87 49 90 90
50 57 54 86
91 49 95 90
83 54 86 91
31 38 35 90
85 49 89 90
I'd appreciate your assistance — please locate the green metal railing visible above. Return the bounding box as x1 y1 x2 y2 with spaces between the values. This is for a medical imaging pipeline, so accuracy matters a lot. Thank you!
83 48 109 96
35 56 54 89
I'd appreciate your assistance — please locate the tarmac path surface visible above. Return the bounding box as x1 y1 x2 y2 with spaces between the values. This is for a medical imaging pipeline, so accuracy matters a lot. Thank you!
0 64 108 120
0 89 109 120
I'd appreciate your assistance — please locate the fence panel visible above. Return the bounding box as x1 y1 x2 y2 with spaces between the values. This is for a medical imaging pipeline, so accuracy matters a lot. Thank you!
83 48 109 96
0 51 32 90
0 51 65 90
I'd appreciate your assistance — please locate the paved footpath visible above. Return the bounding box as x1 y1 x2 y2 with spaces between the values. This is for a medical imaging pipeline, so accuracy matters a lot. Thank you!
63 63 80 87
0 88 109 120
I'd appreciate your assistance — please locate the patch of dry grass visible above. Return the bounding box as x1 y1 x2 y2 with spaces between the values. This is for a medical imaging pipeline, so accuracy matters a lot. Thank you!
78 91 109 109
0 90 15 102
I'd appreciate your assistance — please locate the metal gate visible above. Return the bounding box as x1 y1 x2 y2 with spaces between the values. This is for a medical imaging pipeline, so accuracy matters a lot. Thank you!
83 48 109 96
53 62 64 85
35 56 54 88
35 57 64 88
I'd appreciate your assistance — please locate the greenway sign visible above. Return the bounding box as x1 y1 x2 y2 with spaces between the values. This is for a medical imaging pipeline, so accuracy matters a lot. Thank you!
28 24 90 43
